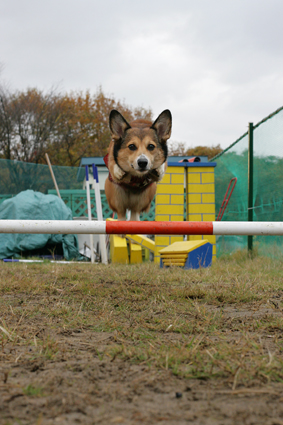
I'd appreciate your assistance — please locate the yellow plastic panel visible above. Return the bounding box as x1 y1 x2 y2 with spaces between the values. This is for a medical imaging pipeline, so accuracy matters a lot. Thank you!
155 236 170 246
170 215 184 221
161 254 188 259
189 204 215 214
110 235 128 264
167 166 184 174
202 214 216 221
171 174 184 184
188 167 214 173
187 184 203 193
155 215 170 221
157 185 184 195
159 239 209 255
170 236 184 243
156 205 184 215
187 173 201 184
187 214 202 221
171 195 184 204
130 242 143 264
188 194 202 204
202 194 215 203
162 261 186 267
126 234 155 252
159 174 171 184
155 194 170 204
201 173 215 184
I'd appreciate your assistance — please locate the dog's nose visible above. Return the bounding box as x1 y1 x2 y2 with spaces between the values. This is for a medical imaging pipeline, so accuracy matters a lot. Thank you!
137 159 148 169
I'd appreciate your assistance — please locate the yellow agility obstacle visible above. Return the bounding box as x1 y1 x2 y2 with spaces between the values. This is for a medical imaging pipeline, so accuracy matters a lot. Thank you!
154 162 217 263
110 233 155 264
159 240 212 269
108 218 155 264
109 161 217 265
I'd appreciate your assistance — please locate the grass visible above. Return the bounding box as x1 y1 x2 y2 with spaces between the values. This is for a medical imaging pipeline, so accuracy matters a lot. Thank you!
1 252 283 388
22 384 44 397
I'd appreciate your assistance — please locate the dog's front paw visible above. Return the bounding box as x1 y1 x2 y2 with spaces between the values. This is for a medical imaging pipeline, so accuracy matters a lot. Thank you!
113 164 126 181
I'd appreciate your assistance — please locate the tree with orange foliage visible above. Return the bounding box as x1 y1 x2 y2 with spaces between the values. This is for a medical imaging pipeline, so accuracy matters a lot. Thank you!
0 85 153 166
47 88 153 166
185 144 223 160
1 83 221 165
0 87 61 163
168 141 223 160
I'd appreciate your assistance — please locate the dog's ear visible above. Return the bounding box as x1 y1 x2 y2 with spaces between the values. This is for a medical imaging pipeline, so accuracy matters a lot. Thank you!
151 110 172 143
109 110 131 140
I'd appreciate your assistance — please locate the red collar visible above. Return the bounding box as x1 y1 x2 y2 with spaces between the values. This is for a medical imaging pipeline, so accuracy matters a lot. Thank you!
103 154 154 192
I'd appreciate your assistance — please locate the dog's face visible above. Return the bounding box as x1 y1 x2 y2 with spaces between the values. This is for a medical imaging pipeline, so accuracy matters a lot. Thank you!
109 110 172 176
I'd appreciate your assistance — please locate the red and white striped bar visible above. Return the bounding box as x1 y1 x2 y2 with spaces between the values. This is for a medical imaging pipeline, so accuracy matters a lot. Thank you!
0 220 283 235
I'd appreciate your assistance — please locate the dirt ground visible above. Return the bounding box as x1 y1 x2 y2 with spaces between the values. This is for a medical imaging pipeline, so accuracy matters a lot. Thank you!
2 328 283 425
1 260 283 424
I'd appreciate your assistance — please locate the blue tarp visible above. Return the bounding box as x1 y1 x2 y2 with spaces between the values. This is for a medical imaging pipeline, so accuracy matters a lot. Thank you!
0 190 82 260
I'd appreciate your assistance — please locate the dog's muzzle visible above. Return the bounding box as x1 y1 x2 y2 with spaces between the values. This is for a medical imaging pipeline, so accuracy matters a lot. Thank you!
137 155 149 171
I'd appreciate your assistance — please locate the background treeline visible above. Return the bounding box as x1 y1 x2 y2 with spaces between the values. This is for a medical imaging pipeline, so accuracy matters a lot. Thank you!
168 141 222 160
0 86 152 166
0 85 222 167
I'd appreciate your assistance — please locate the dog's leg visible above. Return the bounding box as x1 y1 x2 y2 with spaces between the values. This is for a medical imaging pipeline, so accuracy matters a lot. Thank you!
129 211 140 245
130 211 140 221
117 213 127 237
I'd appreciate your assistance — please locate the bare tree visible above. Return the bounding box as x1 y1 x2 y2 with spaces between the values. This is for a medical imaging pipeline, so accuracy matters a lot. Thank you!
0 87 13 159
0 85 153 166
10 88 62 163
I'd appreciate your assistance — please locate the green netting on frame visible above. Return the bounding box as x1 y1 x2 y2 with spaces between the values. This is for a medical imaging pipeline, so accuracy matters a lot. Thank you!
0 159 156 221
213 106 283 257
0 158 81 194
48 190 155 221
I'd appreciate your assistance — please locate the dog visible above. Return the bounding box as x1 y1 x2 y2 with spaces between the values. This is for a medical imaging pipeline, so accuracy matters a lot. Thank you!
104 109 172 221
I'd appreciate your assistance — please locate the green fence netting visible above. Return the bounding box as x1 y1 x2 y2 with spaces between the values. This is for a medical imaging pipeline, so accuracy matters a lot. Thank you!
0 159 81 194
0 159 155 221
213 106 283 257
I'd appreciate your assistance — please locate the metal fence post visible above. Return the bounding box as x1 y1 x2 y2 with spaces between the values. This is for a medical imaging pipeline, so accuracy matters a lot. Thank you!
248 122 254 253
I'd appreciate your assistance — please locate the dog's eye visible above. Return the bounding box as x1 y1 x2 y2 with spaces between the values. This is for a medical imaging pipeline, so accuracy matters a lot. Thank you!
128 144 137 151
147 144 155 151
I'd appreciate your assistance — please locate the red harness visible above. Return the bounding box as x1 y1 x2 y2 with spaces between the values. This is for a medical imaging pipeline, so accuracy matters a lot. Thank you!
103 154 154 192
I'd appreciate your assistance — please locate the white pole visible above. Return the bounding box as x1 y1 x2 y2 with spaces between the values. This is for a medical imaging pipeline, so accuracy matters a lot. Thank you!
0 220 283 235
85 166 95 263
0 220 106 234
92 164 108 264
213 221 283 235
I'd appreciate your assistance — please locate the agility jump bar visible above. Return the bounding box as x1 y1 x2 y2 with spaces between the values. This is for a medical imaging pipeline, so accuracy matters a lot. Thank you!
0 220 283 235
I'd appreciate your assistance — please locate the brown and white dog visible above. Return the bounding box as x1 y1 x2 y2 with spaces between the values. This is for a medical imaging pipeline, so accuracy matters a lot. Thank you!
104 109 172 221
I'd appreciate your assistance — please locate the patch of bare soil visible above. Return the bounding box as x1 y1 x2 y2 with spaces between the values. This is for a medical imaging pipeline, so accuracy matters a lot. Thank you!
2 259 283 424
1 328 283 425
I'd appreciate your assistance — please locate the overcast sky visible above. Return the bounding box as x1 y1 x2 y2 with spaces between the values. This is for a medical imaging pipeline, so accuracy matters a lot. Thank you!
1 0 283 149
